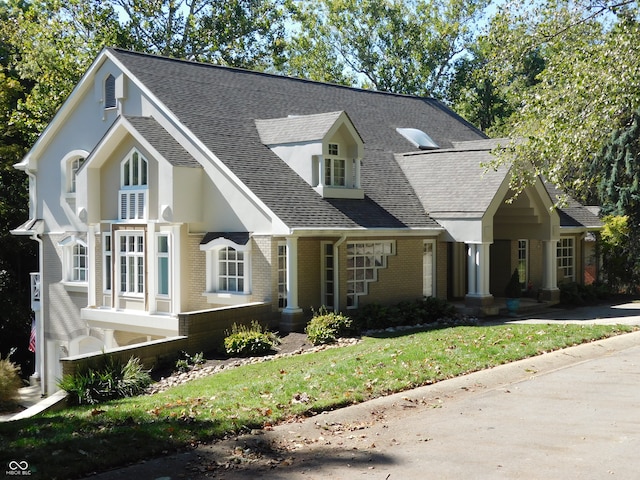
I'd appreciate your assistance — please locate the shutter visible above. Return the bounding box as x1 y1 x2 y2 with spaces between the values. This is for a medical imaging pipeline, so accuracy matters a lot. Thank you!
119 192 127 220
105 75 116 108
137 192 145 219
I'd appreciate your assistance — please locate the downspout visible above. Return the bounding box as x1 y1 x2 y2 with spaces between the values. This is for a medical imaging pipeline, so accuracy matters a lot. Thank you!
333 234 347 311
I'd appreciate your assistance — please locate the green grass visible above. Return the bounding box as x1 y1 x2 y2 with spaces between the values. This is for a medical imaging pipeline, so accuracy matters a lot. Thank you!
0 323 635 479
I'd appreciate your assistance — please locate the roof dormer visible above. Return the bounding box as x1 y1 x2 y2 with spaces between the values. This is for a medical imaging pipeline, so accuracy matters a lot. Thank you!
255 111 365 199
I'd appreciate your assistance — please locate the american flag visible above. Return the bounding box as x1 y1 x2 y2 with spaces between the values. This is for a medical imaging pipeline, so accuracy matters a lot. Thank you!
28 320 36 353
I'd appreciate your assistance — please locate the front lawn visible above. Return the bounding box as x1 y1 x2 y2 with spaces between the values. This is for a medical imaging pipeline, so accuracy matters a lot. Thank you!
0 323 634 479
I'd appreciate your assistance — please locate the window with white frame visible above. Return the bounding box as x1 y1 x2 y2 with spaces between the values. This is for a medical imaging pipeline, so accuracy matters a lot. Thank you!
103 233 112 292
119 150 148 221
321 242 335 310
218 247 245 292
557 237 574 282
72 242 88 282
325 143 346 187
59 236 88 284
277 243 287 309
201 238 251 298
68 157 85 193
104 74 116 109
346 241 394 308
518 239 528 288
423 240 435 297
157 234 170 296
118 231 145 295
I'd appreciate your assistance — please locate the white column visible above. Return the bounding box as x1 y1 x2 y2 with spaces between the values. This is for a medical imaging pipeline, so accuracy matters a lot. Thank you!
87 225 97 307
103 329 115 350
467 243 477 295
542 240 558 290
283 236 302 313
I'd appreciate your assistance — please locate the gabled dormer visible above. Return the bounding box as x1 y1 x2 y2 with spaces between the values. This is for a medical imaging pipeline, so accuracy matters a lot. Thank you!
255 111 365 199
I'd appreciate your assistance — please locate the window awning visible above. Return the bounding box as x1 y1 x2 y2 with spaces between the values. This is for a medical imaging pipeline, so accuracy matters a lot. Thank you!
200 232 251 246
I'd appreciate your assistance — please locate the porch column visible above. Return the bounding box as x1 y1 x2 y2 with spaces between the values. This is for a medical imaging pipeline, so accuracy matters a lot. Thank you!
103 329 115 350
465 242 494 313
467 243 477 295
281 236 304 332
541 240 560 302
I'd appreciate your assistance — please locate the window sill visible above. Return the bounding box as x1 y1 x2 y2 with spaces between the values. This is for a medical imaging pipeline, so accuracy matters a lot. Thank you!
314 185 364 199
203 292 251 306
61 281 88 293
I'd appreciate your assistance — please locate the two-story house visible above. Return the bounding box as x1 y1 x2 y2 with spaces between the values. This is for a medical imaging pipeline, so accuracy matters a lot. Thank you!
12 48 601 394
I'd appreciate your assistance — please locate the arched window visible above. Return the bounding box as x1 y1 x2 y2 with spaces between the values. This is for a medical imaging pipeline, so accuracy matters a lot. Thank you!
104 74 116 109
119 149 148 221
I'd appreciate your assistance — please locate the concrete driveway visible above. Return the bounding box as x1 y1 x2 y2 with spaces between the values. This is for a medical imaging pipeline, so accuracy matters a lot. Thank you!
87 302 640 480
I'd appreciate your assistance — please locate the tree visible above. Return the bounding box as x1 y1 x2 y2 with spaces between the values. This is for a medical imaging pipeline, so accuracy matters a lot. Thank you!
590 109 640 288
447 38 545 134
481 0 640 198
283 0 491 98
114 0 288 69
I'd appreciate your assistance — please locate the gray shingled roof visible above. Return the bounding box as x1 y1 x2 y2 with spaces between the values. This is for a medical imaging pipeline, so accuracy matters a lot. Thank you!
110 48 487 230
396 142 509 217
544 183 603 229
126 116 200 168
255 111 346 145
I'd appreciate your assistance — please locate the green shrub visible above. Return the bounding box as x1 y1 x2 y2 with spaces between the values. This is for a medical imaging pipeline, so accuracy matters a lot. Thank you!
58 356 152 405
305 308 353 345
353 297 458 331
0 352 22 411
559 282 611 306
224 321 280 357
175 351 206 373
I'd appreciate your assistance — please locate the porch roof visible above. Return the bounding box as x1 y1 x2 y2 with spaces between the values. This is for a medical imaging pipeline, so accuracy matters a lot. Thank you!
395 139 509 219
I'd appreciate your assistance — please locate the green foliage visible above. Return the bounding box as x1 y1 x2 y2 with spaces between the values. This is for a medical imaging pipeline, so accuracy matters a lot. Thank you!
559 282 611 306
174 351 206 373
504 268 522 298
116 0 287 68
480 0 640 197
305 308 353 345
0 353 22 411
590 110 640 290
58 356 152 405
353 297 458 331
224 321 280 357
283 0 491 97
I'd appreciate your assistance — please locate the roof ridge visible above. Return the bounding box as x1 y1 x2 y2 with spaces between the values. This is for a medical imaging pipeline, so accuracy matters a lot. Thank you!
107 47 442 102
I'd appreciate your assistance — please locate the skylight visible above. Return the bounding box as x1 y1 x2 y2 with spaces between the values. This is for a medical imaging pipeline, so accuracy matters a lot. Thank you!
396 128 439 150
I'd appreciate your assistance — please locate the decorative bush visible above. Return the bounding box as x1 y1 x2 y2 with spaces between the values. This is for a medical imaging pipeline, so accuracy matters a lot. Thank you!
0 353 22 411
305 308 353 345
175 351 206 373
504 268 522 298
559 281 611 306
353 297 458 331
224 321 280 357
58 355 152 405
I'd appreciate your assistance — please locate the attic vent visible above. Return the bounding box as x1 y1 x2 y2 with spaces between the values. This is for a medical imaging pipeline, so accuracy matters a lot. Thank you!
396 128 439 150
105 74 116 109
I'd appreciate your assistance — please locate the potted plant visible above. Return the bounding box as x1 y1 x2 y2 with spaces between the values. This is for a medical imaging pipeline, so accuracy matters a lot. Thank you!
504 268 522 315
